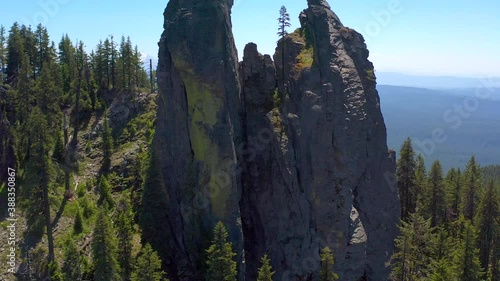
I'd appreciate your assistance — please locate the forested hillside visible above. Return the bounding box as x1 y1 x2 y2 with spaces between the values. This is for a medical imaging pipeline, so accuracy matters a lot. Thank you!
1 3 499 280
0 22 162 280
391 138 500 280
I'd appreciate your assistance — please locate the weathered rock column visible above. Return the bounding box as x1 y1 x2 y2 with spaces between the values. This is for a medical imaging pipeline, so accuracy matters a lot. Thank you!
153 0 244 280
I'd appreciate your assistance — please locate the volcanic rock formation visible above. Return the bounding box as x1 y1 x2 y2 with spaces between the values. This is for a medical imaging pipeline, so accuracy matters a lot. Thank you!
151 0 400 280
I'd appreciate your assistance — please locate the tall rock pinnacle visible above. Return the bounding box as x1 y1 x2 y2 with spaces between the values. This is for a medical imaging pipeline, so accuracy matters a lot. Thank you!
151 0 400 280
240 0 400 279
151 0 244 280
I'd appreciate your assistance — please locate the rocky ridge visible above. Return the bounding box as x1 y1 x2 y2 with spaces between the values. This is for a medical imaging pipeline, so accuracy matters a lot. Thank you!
152 0 400 280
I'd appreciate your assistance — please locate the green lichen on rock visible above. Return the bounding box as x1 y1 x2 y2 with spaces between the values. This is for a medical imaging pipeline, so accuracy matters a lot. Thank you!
366 68 376 82
180 71 232 218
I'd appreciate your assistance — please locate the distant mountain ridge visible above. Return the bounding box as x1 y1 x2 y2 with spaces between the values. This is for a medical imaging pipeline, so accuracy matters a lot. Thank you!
377 72 500 89
378 85 500 171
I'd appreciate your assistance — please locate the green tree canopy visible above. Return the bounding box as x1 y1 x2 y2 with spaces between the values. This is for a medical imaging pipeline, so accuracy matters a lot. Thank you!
257 254 275 281
131 243 167 281
206 222 237 281
319 246 339 281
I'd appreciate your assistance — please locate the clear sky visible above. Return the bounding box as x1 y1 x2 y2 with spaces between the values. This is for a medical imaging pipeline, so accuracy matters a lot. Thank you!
1 0 499 77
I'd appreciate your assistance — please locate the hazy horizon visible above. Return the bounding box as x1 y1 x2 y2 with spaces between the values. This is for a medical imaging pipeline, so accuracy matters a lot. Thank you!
1 0 500 78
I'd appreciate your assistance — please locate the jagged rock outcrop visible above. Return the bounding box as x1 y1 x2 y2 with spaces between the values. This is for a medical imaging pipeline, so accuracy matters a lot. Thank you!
239 0 399 280
153 0 399 280
152 0 244 280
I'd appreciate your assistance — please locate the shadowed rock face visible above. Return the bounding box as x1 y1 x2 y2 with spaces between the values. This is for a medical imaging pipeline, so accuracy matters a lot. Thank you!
153 0 244 280
154 0 400 280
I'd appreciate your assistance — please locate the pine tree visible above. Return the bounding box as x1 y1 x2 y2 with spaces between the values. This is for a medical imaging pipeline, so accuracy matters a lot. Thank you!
397 138 417 220
429 258 455 281
277 6 291 39
206 222 237 281
131 244 167 281
414 154 427 213
475 181 499 274
6 23 25 84
391 213 434 280
34 24 51 77
0 25 6 83
257 254 274 281
461 156 481 221
116 198 134 281
62 238 81 281
52 132 65 162
422 160 447 227
140 153 170 268
71 40 87 144
277 5 291 96
445 168 462 220
97 175 114 208
92 208 121 281
319 247 339 281
492 223 500 281
109 35 117 89
73 208 84 234
430 227 452 261
35 56 62 135
58 34 76 98
28 107 55 262
453 221 484 281
48 261 64 281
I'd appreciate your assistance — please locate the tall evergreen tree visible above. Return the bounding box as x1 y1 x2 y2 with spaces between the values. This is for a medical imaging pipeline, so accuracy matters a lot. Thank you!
277 5 291 96
92 208 121 281
257 254 275 281
97 175 114 208
109 35 116 89
492 222 500 281
28 107 55 262
35 56 62 136
414 154 427 213
34 24 51 77
453 221 484 281
206 222 237 281
422 160 447 227
475 181 499 274
48 261 64 281
391 213 434 280
58 34 76 98
131 244 167 281
461 156 481 221
71 40 87 144
104 38 111 88
397 138 417 220
445 168 462 220
277 6 291 41
0 25 6 83
6 23 25 84
62 238 82 281
319 247 339 281
116 198 134 281
73 208 84 234
429 258 455 281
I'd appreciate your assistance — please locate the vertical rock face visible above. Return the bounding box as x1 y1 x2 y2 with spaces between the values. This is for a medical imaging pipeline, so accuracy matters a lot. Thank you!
154 0 399 280
239 0 399 280
154 0 244 280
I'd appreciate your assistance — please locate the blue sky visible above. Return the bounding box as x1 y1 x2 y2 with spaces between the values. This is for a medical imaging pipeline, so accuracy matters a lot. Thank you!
1 0 499 77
